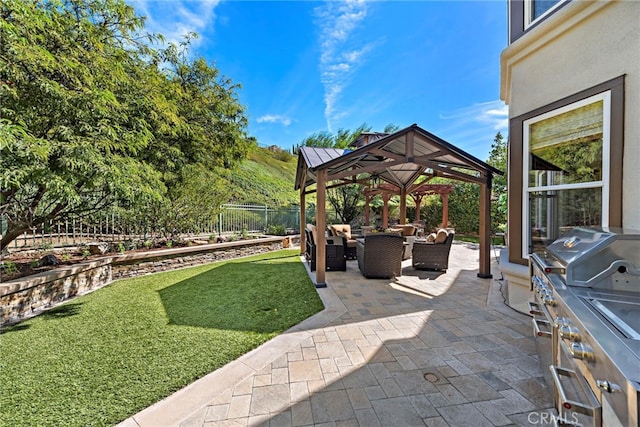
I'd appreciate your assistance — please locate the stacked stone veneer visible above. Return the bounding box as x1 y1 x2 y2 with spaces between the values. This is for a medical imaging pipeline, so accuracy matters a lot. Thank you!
1 237 290 327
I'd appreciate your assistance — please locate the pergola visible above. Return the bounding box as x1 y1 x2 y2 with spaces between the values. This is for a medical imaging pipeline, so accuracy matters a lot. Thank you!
295 124 503 287
362 182 454 229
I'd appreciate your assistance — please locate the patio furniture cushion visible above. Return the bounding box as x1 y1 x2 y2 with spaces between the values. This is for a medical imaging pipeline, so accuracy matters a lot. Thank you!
329 224 352 239
307 224 319 245
435 228 448 244
391 224 417 237
329 224 357 259
426 233 437 242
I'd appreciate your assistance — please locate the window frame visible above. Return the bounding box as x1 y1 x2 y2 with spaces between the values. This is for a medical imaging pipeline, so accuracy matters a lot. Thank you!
506 77 623 267
508 0 572 44
524 0 568 30
521 91 612 258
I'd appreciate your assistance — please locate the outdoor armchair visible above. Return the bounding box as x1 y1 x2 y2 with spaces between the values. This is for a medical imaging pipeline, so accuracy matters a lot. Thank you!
305 224 346 272
412 230 455 271
356 233 404 279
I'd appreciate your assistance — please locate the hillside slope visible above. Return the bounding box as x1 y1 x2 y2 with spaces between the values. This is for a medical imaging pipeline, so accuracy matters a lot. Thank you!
229 145 299 206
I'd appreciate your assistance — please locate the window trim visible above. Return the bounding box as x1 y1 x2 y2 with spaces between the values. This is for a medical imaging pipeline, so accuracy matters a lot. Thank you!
509 0 572 44
520 91 612 258
524 0 568 30
507 76 624 267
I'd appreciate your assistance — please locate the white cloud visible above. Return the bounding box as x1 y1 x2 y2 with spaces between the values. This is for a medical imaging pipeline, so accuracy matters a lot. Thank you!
434 100 509 158
314 0 372 132
257 115 293 127
133 0 220 49
440 100 508 132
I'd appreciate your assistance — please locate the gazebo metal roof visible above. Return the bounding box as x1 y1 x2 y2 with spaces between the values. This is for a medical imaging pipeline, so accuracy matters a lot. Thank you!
295 124 502 192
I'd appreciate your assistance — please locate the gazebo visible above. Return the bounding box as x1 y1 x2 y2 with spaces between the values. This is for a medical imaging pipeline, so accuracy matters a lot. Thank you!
295 124 503 287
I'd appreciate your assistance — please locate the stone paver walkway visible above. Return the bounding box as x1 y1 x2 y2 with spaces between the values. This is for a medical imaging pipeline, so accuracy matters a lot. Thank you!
118 242 554 427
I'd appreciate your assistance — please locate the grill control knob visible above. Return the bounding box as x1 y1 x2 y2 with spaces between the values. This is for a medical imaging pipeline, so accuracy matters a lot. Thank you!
542 293 557 307
554 317 572 328
570 342 595 362
559 325 581 342
597 380 621 393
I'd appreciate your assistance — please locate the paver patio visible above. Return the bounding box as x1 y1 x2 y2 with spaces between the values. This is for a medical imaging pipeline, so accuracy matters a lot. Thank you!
118 242 555 427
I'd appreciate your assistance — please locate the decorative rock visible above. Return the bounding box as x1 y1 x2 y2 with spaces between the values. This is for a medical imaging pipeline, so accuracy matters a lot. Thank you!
87 242 109 255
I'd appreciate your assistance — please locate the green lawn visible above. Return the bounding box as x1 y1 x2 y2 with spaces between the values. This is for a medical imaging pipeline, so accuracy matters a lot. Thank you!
455 234 506 245
0 250 323 427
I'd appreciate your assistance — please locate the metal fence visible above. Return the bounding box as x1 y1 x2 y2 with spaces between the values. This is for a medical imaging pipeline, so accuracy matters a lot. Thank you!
3 204 326 251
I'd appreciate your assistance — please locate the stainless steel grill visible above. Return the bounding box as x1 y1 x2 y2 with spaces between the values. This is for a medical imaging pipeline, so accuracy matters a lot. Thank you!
529 227 640 426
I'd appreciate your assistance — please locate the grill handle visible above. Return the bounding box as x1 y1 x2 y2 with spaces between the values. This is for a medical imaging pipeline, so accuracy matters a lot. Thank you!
528 301 544 317
549 365 601 423
568 260 640 287
533 318 552 338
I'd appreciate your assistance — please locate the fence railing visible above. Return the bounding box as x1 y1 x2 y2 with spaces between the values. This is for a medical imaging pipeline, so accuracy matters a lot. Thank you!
3 204 344 251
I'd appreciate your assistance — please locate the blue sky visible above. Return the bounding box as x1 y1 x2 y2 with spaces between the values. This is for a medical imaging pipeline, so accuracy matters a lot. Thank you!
132 0 508 161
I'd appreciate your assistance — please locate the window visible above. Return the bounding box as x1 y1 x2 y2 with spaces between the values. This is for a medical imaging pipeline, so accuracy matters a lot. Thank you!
522 92 610 256
524 0 565 28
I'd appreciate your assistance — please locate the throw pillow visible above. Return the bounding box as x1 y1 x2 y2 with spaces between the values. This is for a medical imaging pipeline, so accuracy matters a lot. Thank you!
435 229 448 244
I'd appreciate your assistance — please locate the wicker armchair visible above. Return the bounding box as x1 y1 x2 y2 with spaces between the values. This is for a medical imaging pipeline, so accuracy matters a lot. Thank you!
412 231 455 271
356 233 404 279
305 224 346 272
328 224 358 259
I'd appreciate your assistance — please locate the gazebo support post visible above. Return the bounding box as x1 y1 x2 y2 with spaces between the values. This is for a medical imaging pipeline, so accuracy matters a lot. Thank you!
399 187 407 224
478 176 493 279
413 194 423 223
365 195 371 226
382 193 390 228
315 169 327 287
441 193 449 228
299 190 306 256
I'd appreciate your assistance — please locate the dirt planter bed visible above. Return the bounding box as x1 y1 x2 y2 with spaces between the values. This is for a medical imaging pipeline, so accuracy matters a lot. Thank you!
0 236 293 328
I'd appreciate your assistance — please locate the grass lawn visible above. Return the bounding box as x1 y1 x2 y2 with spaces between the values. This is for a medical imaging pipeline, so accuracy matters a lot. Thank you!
0 249 323 427
455 234 506 245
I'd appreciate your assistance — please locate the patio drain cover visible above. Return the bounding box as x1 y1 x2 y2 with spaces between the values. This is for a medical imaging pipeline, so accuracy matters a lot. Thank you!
423 372 439 383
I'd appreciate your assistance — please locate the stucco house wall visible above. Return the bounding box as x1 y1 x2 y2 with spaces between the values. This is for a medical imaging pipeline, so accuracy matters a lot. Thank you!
499 0 640 311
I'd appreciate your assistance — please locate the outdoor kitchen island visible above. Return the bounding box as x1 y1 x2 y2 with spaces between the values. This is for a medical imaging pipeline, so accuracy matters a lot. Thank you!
529 227 640 426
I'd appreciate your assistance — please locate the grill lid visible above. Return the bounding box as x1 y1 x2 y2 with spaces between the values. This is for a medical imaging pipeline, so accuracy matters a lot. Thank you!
545 227 640 287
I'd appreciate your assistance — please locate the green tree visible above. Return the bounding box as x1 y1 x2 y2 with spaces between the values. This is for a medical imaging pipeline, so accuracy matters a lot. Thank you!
0 0 249 250
301 124 372 224
448 181 480 233
487 132 507 233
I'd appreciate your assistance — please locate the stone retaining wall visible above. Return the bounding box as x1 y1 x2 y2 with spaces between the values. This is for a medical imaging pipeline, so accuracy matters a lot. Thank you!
0 236 293 327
